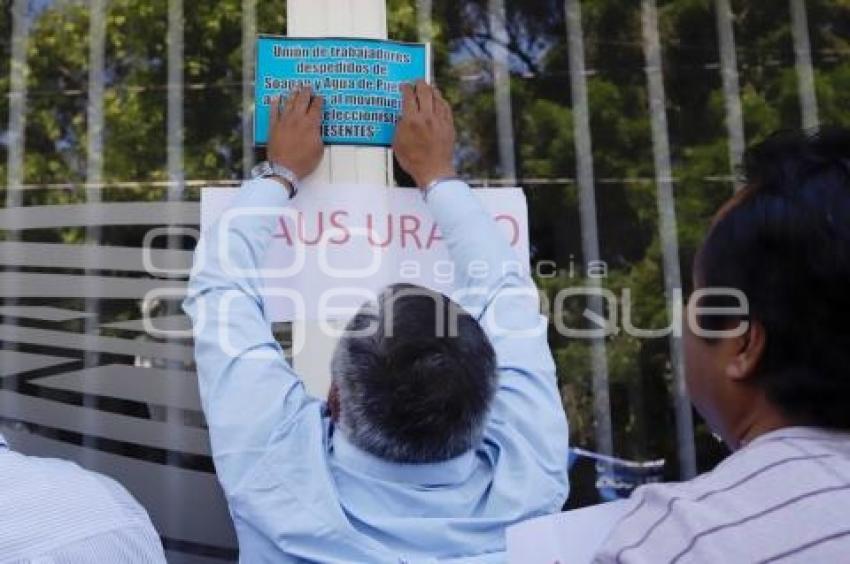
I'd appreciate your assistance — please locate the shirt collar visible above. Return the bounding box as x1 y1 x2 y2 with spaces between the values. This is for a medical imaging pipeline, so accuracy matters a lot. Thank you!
0 433 7 450
748 425 850 446
331 429 477 487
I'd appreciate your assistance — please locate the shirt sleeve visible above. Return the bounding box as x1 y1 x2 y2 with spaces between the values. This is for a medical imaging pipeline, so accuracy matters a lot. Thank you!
34 525 167 564
183 178 320 495
35 473 167 564
426 180 569 483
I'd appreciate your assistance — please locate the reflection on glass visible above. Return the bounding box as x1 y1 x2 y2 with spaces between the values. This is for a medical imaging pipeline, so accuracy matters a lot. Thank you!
1 1 848 560
640 0 696 480
564 0 612 461
714 0 745 191
790 0 819 130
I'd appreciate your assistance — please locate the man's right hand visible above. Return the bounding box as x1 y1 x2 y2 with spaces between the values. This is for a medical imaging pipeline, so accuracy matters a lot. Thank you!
393 80 457 189
268 86 325 181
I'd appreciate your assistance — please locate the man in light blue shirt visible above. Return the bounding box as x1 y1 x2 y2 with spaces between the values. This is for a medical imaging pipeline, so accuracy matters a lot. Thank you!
184 82 569 562
0 432 166 562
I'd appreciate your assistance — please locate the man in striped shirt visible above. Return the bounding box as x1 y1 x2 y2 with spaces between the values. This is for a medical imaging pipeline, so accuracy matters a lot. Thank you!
595 129 850 563
0 432 166 563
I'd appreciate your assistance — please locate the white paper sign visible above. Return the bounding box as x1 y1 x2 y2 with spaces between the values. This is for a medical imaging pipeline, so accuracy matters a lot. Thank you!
201 184 529 321
507 501 629 564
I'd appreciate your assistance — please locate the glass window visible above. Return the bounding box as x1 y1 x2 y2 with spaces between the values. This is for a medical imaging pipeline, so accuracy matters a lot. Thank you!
1 1 848 561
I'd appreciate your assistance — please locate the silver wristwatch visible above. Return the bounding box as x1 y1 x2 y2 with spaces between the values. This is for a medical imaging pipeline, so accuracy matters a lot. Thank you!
251 161 300 199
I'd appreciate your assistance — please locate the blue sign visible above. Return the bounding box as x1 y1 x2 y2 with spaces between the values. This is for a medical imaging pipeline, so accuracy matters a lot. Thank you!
255 36 430 147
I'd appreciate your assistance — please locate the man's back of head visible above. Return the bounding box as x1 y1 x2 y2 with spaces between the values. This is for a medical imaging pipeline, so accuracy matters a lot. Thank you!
330 283 497 464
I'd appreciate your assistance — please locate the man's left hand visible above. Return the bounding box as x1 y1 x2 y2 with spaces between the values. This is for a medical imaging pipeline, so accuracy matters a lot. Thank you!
268 86 325 181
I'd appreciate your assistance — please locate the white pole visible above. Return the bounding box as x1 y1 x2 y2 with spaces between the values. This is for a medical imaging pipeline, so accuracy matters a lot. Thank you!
164 0 185 336
714 0 745 192
81 0 107 461
161 0 186 529
167 0 184 203
86 0 106 199
564 0 613 459
2 0 29 400
287 0 391 397
790 0 819 131
5 0 28 211
488 0 517 185
84 0 106 358
242 0 257 177
641 0 697 480
417 0 433 44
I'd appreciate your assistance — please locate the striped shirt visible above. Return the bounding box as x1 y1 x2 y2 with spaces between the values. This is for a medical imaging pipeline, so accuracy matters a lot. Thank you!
0 433 166 564
594 426 850 564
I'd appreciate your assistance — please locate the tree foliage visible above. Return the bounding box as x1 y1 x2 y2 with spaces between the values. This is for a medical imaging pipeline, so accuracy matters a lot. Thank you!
2 0 849 487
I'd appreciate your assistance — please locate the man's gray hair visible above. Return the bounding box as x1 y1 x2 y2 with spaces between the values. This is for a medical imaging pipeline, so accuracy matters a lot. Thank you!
330 283 498 464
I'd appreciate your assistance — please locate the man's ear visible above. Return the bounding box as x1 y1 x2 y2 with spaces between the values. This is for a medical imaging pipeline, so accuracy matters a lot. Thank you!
725 320 766 381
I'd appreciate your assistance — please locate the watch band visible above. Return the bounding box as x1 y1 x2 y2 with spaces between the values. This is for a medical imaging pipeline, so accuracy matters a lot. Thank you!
251 161 300 199
422 176 461 201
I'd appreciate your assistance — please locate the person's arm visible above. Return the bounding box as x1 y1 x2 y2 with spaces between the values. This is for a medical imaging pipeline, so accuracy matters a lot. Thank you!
427 181 568 472
394 82 569 481
183 87 325 494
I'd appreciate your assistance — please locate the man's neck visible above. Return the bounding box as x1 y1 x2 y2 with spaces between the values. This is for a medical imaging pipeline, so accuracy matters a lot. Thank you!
730 399 795 450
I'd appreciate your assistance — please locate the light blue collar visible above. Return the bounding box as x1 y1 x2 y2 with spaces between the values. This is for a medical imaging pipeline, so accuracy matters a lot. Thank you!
331 429 477 487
